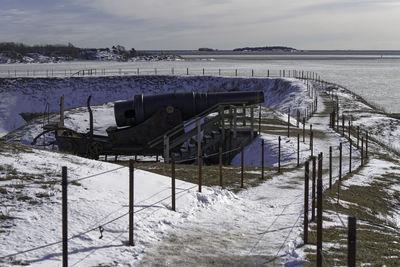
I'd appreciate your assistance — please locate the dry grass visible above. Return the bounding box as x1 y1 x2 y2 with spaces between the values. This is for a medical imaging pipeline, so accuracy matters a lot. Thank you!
302 154 400 266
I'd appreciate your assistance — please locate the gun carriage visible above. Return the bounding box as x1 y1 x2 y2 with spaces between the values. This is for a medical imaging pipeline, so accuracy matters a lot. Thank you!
33 91 264 162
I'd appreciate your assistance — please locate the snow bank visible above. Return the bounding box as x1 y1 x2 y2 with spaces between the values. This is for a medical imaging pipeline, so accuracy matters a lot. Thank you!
0 76 311 137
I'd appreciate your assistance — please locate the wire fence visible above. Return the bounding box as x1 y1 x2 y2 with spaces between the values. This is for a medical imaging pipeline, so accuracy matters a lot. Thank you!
0 163 197 263
0 67 322 80
1 75 386 266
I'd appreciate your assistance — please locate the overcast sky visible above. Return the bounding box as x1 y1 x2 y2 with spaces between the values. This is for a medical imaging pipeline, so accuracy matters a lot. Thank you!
1 0 400 50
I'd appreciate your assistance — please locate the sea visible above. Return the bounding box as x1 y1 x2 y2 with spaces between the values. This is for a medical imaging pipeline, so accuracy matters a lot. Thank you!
1 52 399 113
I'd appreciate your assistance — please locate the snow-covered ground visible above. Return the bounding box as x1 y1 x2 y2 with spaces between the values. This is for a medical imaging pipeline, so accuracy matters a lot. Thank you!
0 76 311 142
1 74 400 266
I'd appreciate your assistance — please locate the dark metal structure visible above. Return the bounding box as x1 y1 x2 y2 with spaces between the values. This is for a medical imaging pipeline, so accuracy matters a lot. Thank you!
33 91 264 160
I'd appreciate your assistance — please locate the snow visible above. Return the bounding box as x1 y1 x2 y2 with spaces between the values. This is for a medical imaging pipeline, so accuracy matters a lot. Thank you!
1 71 400 266
1 76 312 146
0 74 316 266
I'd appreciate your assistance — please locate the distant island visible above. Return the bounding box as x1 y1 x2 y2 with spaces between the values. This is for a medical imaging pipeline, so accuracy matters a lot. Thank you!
233 46 297 52
0 42 182 64
198 48 218 52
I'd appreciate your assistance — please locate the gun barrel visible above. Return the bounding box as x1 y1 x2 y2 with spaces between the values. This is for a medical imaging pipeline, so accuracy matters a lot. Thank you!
114 91 264 127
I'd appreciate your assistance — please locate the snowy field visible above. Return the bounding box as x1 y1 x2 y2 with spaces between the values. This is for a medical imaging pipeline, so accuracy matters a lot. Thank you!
1 72 400 266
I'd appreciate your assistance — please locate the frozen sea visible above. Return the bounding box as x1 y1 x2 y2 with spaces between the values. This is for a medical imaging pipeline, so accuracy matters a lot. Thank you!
1 53 400 113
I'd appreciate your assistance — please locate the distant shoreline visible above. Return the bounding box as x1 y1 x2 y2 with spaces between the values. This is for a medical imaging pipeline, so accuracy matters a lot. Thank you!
140 49 400 56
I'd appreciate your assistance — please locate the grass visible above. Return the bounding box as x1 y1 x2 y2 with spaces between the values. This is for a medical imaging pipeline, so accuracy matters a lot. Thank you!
302 152 400 266
0 214 13 221
119 161 274 192
387 113 400 120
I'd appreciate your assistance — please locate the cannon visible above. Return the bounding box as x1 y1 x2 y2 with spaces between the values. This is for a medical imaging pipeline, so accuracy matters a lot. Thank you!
114 91 264 127
33 91 264 159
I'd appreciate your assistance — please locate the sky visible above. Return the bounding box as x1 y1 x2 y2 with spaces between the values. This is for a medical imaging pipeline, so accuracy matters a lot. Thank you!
1 0 400 50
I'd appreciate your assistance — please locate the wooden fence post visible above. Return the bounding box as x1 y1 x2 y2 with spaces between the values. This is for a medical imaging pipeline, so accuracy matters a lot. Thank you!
261 140 265 180
297 133 300 167
312 156 316 221
219 147 223 187
278 136 281 173
349 139 352 173
62 166 68 267
171 155 176 211
329 146 332 189
304 160 309 244
348 216 357 267
186 68 189 75
342 116 345 136
241 145 244 188
258 106 262 134
366 132 369 158
336 111 339 132
129 160 135 246
317 152 323 267
357 126 360 148
297 110 300 128
361 137 364 166
302 117 306 142
198 152 202 192
339 142 342 181
310 131 314 157
348 120 351 140
287 108 290 137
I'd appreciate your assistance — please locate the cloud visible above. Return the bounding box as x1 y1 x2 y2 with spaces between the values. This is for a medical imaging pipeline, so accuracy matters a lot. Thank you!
1 0 400 49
